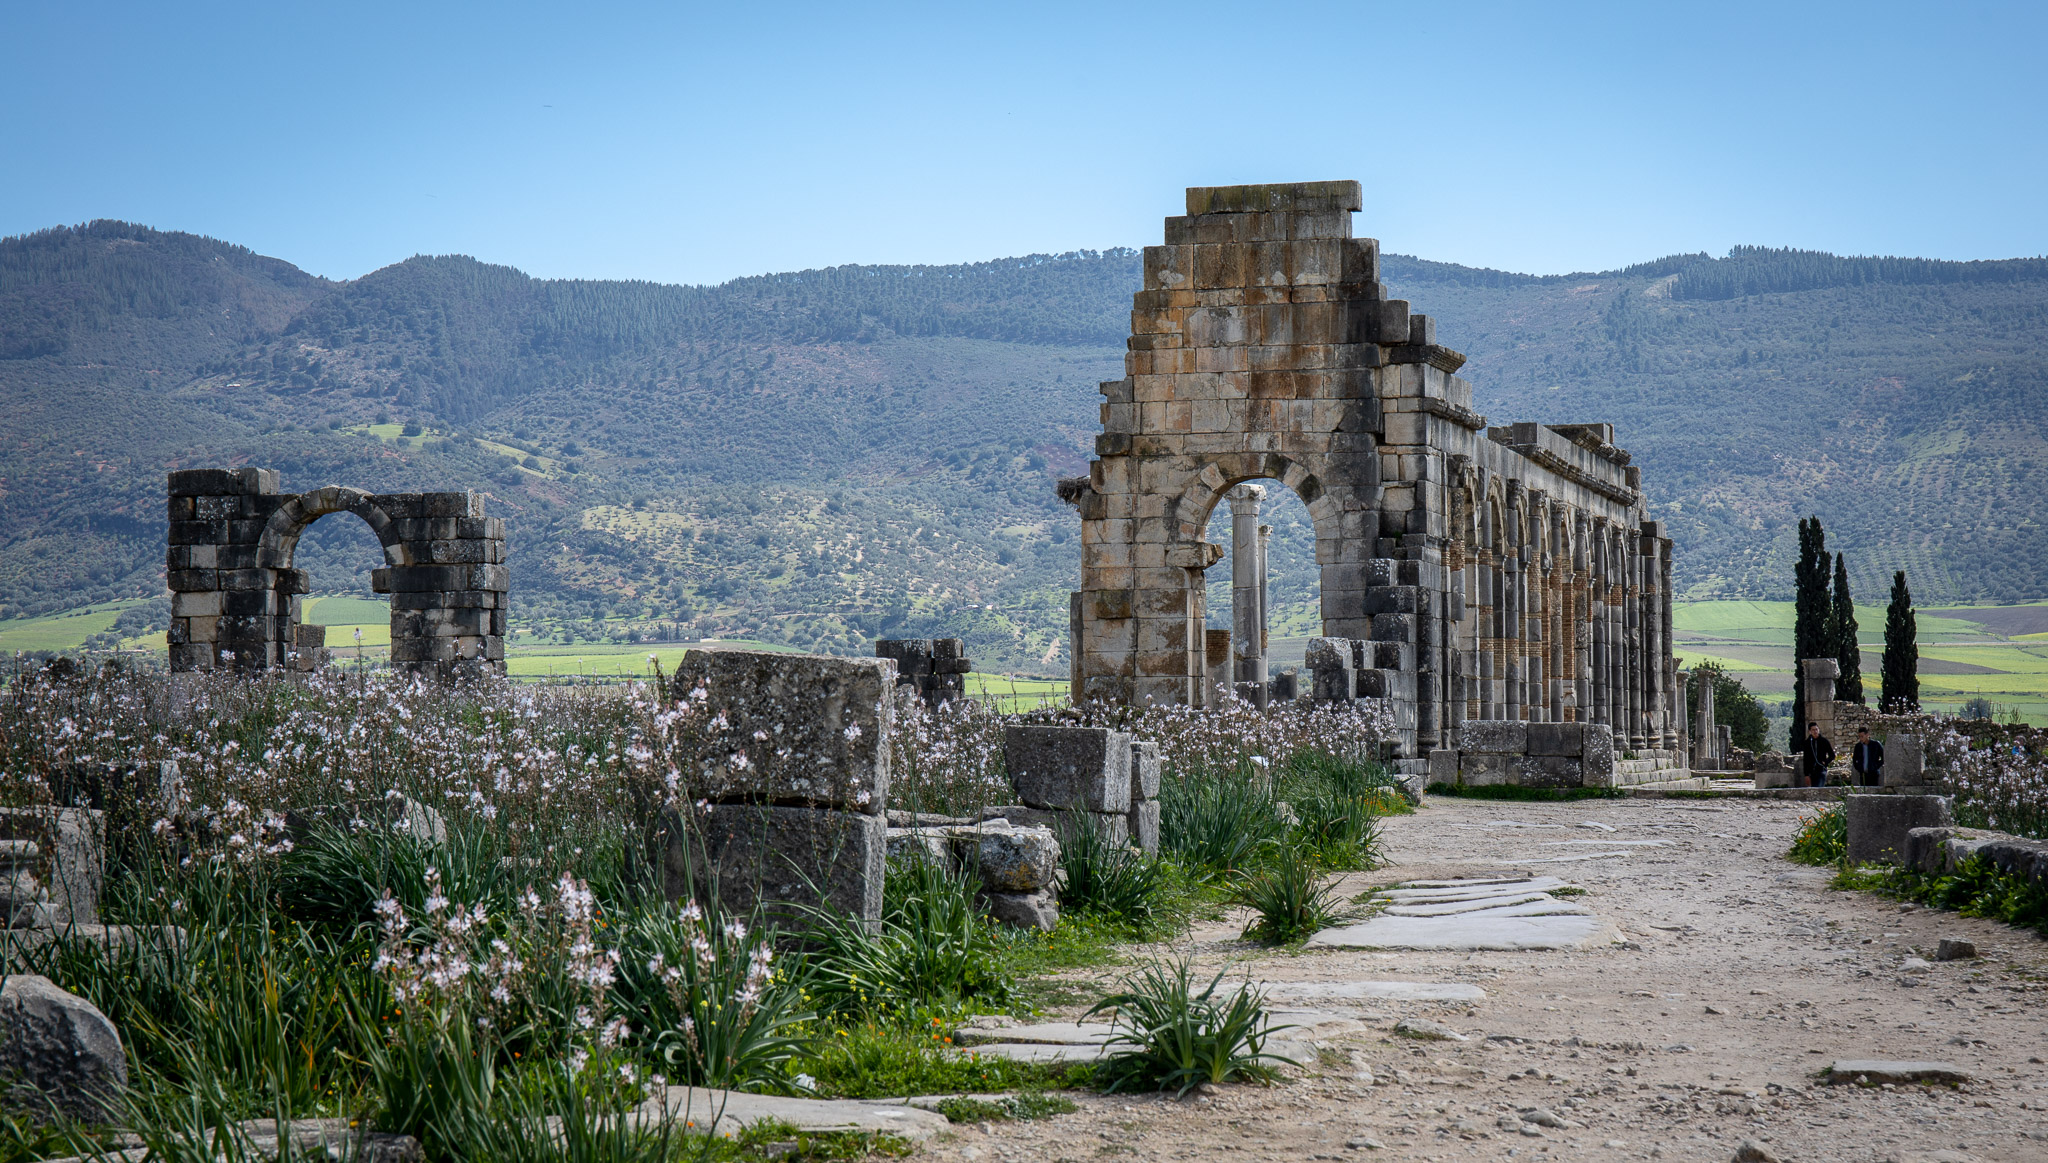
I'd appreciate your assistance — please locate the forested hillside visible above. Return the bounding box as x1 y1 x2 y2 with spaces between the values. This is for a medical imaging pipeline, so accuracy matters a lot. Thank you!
1 219 2042 673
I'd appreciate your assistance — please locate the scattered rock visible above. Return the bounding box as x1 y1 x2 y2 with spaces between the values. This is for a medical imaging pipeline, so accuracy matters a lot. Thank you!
1705 1004 1727 1014
1935 938 1978 961
1899 956 1933 973
1520 1107 1569 1128
1343 1137 1384 1150
978 889 1057 932
0 974 127 1123
1392 1018 1467 1042
1732 1141 1783 1163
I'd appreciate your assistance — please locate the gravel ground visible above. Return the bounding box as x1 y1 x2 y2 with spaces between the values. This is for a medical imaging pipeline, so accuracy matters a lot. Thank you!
920 794 2048 1163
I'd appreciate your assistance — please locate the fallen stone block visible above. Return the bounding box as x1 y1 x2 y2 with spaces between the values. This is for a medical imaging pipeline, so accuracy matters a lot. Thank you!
980 890 1058 931
1003 726 1131 813
1846 794 1952 865
0 974 127 1123
1935 938 1977 961
1824 1059 1970 1085
662 804 884 927
672 650 894 814
962 825 1059 893
883 828 954 874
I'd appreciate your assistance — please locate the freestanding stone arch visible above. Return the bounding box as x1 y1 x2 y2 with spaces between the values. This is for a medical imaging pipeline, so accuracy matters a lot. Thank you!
1062 182 1679 762
166 468 507 676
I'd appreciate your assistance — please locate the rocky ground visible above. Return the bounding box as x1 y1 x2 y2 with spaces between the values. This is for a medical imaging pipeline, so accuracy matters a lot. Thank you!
920 795 2048 1163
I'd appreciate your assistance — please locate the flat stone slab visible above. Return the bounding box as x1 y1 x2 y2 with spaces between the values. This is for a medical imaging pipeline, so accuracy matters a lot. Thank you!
958 1042 1110 1063
637 1087 953 1139
1256 980 1488 1003
1311 877 1619 951
1825 1060 1972 1085
952 1021 1116 1047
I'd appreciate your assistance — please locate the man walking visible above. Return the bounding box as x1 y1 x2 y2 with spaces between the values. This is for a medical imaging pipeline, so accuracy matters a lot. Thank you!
1850 726 1884 787
1796 721 1836 787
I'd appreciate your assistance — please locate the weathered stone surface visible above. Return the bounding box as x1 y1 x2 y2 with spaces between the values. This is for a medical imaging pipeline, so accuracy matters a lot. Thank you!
1126 799 1161 854
1846 794 1952 864
1128 740 1162 801
1427 749 1458 787
1879 731 1927 786
883 828 953 873
1392 1018 1467 1041
0 808 102 928
1511 755 1581 788
1525 722 1583 757
636 1086 951 1141
1935 938 1977 961
675 650 894 813
1581 724 1616 787
0 975 126 1122
980 890 1058 931
662 804 884 926
966 826 1059 893
1459 720 1527 754
1003 726 1131 813
1902 826 2001 875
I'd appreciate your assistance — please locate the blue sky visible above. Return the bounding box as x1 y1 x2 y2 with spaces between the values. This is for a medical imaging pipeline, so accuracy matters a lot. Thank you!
5 2 2044 285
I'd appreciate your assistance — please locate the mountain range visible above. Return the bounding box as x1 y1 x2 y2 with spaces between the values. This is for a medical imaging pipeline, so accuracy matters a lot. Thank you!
2 218 2043 673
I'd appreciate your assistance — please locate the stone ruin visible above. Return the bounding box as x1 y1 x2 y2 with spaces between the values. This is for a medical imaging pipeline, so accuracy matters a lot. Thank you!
1061 181 1683 785
874 638 972 706
166 468 507 676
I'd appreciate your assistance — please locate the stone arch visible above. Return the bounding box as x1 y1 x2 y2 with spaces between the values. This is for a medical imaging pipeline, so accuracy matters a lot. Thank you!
165 468 507 677
256 486 409 571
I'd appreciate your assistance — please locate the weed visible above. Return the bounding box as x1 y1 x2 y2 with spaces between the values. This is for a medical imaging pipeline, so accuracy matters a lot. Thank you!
932 1092 1078 1122
801 858 1011 1019
1160 762 1284 875
1084 956 1293 1095
1057 811 1170 925
794 1023 1067 1099
1231 841 1358 945
1787 802 1848 866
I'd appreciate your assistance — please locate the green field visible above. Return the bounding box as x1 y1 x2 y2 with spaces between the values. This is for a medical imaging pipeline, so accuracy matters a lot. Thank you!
1673 599 2048 725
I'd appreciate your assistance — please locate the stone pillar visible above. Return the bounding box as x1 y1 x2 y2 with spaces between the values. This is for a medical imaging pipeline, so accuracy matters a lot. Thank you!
1694 666 1717 767
1229 485 1267 697
1800 658 1842 748
1660 537 1679 749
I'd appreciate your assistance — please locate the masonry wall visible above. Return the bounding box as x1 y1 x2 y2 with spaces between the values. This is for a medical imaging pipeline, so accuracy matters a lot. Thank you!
1063 182 1679 759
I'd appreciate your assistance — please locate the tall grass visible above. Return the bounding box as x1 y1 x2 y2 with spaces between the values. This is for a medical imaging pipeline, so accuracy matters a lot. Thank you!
1055 811 1170 926
801 856 1012 1019
1085 956 1292 1096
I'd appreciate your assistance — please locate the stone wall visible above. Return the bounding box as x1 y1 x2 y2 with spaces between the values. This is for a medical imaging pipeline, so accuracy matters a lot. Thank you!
1423 720 1630 790
874 638 971 706
1061 182 1678 759
166 469 506 676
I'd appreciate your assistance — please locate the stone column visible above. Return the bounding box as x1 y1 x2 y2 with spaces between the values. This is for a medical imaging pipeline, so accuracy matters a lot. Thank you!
1229 485 1267 700
1694 666 1717 767
1257 522 1271 661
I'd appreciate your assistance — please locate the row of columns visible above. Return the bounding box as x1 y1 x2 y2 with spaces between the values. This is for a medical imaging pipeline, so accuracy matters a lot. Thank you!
1448 487 1679 752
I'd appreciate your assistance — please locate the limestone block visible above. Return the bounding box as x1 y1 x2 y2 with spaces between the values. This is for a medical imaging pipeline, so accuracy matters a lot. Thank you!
1128 741 1161 801
1302 638 1355 671
1311 666 1355 702
0 808 102 928
884 829 954 874
1526 722 1584 757
1978 836 2048 883
1458 720 1526 755
1126 799 1161 854
1354 669 1414 702
980 890 1058 932
674 650 894 814
1879 733 1926 786
965 826 1060 893
1513 755 1582 789
1004 727 1132 813
1460 754 1509 787
0 974 127 1122
1581 724 1616 787
667 804 883 926
976 804 1128 849
1845 794 1952 865
1901 827 2001 876
1427 749 1458 787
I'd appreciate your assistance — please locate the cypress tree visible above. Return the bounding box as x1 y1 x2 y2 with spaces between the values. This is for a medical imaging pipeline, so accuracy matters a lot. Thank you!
1831 553 1863 702
1881 570 1919 712
1791 517 1830 732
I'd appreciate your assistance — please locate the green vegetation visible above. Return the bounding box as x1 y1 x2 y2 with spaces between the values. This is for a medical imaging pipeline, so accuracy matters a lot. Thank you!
1884 571 1920 712
1686 661 1771 753
1786 802 1849 865
1832 855 2048 937
1083 957 1291 1096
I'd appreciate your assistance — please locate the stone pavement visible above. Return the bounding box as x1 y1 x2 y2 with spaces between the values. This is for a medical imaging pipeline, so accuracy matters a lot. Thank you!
921 794 2048 1163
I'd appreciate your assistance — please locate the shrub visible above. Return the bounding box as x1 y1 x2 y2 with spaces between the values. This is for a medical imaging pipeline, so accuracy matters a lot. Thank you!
801 857 1011 1018
795 1022 1057 1099
1056 811 1170 926
1231 839 1357 945
1084 956 1292 1096
1787 802 1848 865
1160 761 1284 876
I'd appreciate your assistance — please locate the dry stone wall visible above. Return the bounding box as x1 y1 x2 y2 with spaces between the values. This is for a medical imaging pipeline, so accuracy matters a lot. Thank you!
1063 182 1679 761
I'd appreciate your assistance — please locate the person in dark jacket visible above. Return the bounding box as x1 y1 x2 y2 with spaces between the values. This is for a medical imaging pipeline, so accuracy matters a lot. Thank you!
1850 727 1884 787
1796 721 1836 787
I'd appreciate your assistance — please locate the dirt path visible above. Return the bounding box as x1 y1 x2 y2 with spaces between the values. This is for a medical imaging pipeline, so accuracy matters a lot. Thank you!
927 795 2048 1163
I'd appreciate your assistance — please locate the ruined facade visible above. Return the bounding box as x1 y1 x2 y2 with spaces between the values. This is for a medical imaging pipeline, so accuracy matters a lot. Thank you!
1062 182 1679 760
166 468 507 675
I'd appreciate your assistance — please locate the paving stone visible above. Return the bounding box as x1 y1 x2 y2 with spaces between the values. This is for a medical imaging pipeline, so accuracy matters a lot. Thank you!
1392 1018 1467 1041
635 1086 951 1140
1825 1060 1972 1085
1254 980 1487 1003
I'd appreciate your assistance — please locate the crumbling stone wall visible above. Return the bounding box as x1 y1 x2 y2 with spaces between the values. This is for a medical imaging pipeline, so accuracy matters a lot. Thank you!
874 638 971 706
166 469 506 676
1062 182 1679 760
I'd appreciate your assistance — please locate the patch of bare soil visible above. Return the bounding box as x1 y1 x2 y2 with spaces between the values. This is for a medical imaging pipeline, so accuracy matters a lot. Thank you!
926 796 2048 1163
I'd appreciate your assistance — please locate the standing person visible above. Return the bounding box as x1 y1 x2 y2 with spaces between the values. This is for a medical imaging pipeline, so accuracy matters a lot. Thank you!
1796 721 1836 787
1850 727 1884 787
